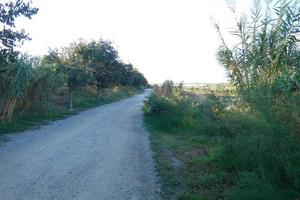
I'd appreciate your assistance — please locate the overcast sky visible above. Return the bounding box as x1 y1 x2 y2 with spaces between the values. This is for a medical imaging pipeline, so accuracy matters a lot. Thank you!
17 0 253 83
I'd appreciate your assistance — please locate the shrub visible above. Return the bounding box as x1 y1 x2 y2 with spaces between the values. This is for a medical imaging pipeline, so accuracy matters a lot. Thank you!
219 117 300 199
144 94 199 133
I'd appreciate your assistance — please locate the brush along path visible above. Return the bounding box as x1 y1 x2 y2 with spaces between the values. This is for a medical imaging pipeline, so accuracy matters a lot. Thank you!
0 90 160 200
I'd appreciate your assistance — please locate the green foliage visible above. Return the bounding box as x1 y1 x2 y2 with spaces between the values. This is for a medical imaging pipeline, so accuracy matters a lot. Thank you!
63 39 148 93
228 172 279 200
161 80 174 97
0 86 141 134
198 97 300 199
0 56 34 99
144 87 227 199
186 84 237 97
144 85 200 134
78 40 118 90
0 55 36 121
25 61 65 112
216 0 300 124
0 0 38 121
0 2 148 122
144 79 300 199
211 2 300 198
0 0 38 62
144 95 186 133
34 39 148 110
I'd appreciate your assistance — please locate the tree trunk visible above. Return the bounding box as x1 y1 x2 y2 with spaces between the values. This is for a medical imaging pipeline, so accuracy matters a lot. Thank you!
97 86 101 99
69 87 74 111
0 96 17 122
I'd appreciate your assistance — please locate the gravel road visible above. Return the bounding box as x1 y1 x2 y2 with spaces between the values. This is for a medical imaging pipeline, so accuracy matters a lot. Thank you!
0 90 160 200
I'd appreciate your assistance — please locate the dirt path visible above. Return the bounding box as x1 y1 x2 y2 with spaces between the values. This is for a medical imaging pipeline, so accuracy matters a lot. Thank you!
0 90 160 200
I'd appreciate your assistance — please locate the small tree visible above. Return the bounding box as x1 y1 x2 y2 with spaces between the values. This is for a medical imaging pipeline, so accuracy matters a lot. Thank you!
80 40 119 98
216 0 300 121
161 80 174 98
0 0 38 121
0 56 35 121
46 47 91 111
24 57 64 112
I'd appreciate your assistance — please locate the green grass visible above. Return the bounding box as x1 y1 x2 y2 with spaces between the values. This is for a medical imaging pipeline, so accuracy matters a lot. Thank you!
0 111 71 134
146 120 228 200
143 94 230 199
0 87 142 134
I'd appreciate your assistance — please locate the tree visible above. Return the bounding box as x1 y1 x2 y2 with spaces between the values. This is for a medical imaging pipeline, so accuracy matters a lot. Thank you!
115 63 148 87
0 0 38 63
79 40 119 98
0 0 38 121
62 39 149 97
127 68 148 87
24 57 64 112
46 45 92 110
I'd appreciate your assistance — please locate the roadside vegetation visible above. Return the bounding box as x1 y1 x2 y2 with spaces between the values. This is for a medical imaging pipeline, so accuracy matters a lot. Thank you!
0 1 148 133
144 1 300 199
0 86 141 134
185 83 236 97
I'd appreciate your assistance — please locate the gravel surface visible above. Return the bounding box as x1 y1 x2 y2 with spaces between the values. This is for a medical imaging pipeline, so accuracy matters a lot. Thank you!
0 90 160 200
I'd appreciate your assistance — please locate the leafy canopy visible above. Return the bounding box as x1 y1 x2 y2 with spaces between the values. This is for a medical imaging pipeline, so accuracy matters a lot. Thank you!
0 0 38 61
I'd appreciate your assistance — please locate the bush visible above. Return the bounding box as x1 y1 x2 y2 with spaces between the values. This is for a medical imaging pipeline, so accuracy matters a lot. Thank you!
144 94 199 133
194 95 300 199
228 172 279 200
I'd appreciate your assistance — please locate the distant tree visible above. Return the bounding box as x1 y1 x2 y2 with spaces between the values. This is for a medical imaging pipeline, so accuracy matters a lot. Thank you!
161 80 174 97
130 69 148 87
66 39 149 93
46 47 92 110
117 63 148 87
79 40 119 98
178 81 184 90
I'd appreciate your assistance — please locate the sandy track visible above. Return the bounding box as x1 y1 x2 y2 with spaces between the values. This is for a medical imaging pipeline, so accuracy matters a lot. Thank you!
0 90 160 200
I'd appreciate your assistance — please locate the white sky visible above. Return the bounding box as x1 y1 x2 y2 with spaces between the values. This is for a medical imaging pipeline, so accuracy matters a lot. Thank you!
17 0 253 84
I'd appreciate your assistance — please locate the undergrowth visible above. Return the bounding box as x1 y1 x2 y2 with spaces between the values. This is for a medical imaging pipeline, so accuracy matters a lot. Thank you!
144 82 300 200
